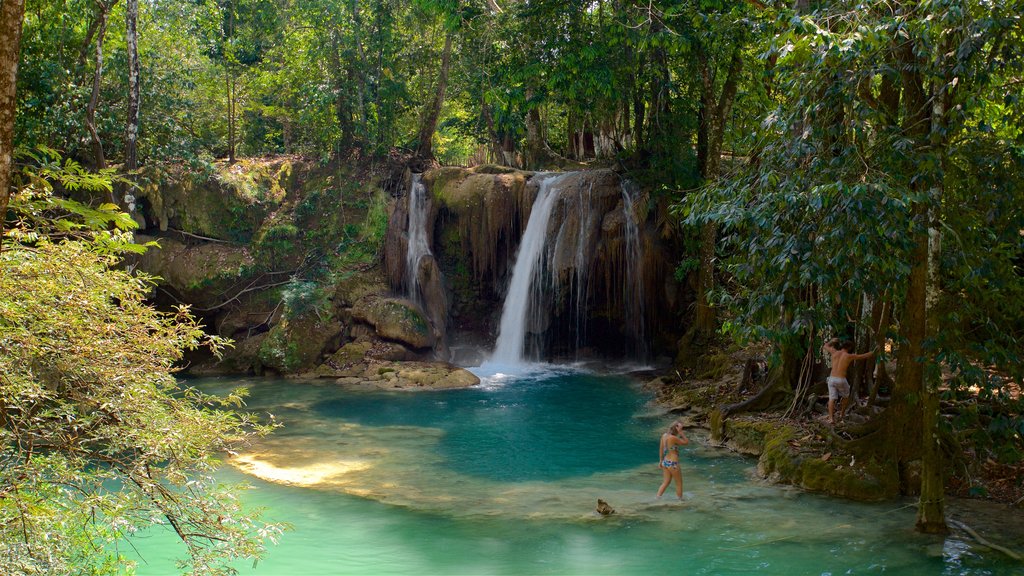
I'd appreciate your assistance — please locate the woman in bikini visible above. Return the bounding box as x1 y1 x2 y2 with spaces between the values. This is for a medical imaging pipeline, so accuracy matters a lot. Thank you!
656 420 689 500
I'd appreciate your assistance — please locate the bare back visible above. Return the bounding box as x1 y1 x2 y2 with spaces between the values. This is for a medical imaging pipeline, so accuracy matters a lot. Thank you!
825 343 875 378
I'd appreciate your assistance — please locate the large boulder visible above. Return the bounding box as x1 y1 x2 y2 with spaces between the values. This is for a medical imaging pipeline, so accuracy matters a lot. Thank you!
128 234 253 308
350 295 435 350
257 311 344 375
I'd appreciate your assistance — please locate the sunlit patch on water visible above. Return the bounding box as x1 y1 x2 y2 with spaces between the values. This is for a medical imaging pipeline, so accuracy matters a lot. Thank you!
232 453 371 486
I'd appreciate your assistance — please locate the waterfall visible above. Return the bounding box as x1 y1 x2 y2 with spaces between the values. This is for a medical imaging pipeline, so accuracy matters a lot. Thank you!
491 173 569 364
405 174 432 302
621 181 648 360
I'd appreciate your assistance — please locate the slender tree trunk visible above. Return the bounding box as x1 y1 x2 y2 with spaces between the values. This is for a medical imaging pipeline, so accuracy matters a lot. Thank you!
415 31 453 160
524 87 554 169
77 5 104 71
125 0 140 170
0 0 27 248
916 69 949 535
695 46 743 340
86 4 109 170
227 69 236 164
330 32 353 154
349 0 368 135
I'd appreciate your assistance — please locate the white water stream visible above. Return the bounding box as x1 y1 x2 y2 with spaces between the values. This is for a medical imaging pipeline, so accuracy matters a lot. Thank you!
491 173 570 364
405 173 432 301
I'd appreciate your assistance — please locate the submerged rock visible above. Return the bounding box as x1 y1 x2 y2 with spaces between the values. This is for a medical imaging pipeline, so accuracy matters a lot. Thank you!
318 357 478 391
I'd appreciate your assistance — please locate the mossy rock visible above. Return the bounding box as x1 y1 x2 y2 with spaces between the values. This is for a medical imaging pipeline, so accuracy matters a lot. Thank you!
258 312 343 374
424 166 469 200
472 164 522 175
696 352 733 380
723 417 789 456
333 269 389 310
344 361 479 390
189 332 268 375
135 161 299 242
350 296 434 349
756 424 899 501
129 234 254 307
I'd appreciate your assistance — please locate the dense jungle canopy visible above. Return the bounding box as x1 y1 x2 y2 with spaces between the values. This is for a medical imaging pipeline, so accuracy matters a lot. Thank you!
1 0 1023 573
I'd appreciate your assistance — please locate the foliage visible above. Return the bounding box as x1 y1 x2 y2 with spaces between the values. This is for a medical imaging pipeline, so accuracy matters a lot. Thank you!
0 158 283 574
281 278 330 321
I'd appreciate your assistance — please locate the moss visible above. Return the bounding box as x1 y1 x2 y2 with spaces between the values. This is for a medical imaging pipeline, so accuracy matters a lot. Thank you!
425 167 468 202
724 418 792 456
257 312 343 374
753 422 899 501
696 351 732 380
472 164 520 175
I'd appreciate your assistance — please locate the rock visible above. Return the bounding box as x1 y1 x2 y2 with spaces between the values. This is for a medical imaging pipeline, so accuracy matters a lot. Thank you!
350 295 435 350
596 499 615 516
128 234 254 309
133 159 304 242
188 332 268 375
330 360 479 391
257 312 344 375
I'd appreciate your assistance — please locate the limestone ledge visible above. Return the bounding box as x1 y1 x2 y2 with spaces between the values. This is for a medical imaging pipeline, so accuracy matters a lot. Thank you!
314 347 479 391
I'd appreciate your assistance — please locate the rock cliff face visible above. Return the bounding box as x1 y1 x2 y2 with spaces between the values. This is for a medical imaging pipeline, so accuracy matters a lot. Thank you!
125 158 479 389
385 165 686 362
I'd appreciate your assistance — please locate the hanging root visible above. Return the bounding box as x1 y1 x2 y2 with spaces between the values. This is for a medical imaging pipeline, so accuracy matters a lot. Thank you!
947 518 1024 561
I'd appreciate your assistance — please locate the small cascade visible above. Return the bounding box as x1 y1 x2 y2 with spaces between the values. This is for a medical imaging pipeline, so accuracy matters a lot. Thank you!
405 173 432 301
491 173 569 364
621 180 648 360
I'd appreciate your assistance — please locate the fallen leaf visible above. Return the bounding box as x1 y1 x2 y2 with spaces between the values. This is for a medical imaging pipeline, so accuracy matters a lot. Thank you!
821 452 832 461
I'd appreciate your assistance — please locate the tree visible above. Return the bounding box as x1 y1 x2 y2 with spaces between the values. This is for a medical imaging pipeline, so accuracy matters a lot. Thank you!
0 0 26 242
124 0 140 170
84 0 118 171
680 0 1024 532
0 153 283 573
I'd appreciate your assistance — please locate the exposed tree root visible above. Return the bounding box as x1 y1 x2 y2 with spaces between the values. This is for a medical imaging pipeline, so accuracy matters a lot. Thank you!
948 518 1023 561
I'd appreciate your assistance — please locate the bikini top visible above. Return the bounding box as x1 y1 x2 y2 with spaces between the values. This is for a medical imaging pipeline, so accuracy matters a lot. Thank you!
662 435 681 457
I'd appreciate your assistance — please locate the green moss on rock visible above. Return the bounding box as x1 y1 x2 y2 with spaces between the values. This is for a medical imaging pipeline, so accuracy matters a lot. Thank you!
257 312 343 374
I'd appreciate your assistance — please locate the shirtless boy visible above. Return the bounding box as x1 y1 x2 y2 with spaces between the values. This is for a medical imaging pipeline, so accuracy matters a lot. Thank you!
822 338 877 425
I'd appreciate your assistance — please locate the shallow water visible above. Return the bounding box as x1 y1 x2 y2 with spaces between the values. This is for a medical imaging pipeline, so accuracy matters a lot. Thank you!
127 368 1017 575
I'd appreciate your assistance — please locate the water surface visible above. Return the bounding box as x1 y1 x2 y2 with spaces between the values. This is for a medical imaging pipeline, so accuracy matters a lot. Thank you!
128 368 1015 575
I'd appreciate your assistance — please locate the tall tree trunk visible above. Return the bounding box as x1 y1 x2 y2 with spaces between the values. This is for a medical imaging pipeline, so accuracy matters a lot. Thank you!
415 31 453 160
694 46 743 340
0 0 27 249
86 3 110 170
891 33 930 485
349 0 368 136
125 0 140 170
227 69 236 164
524 87 555 169
330 32 354 154
916 66 949 535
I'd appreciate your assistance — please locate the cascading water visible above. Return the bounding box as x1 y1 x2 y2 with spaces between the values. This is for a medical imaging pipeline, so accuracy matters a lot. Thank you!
621 180 648 360
405 174 432 302
491 173 569 364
